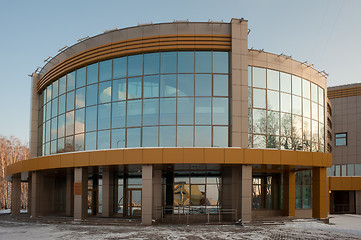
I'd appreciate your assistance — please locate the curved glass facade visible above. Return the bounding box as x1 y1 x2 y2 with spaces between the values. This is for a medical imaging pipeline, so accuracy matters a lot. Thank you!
38 51 229 156
248 66 325 152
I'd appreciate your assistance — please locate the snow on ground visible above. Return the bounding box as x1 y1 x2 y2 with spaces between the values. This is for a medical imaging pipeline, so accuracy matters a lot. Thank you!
0 213 360 239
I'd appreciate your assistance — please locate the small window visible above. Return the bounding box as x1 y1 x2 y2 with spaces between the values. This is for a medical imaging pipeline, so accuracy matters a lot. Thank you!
335 133 347 146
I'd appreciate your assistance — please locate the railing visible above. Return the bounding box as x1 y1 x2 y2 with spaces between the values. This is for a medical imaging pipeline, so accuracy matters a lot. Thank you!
158 206 237 224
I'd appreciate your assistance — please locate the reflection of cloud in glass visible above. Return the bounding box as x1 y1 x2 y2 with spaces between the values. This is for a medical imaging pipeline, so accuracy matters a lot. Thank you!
75 120 85 134
116 90 126 100
100 86 112 102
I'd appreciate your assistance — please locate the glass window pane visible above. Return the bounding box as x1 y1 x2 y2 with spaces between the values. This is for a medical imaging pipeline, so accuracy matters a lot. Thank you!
303 117 311 140
292 76 301 96
50 140 57 154
160 75 177 97
195 126 211 147
248 66 252 86
85 132 97 150
66 91 75 111
213 126 228 147
213 52 228 73
311 83 318 102
280 113 292 136
99 81 112 103
144 53 159 75
58 137 65 153
253 67 266 88
76 67 86 88
267 90 279 111
303 99 310 118
195 97 211 125
312 102 318 120
111 128 125 148
293 115 303 141
355 164 361 176
160 98 176 125
303 79 310 99
195 52 211 73
113 57 127 79
75 133 84 151
128 55 143 77
178 52 194 73
253 109 266 134
112 102 125 128
66 111 74 136
319 105 324 123
177 98 194 125
142 126 158 147
178 74 194 97
59 94 66 115
87 63 98 85
128 77 142 99
67 72 75 92
292 95 302 115
86 106 97 132
177 126 193 147
86 84 98 106
51 98 58 118
65 136 74 152
99 60 112 82
312 120 318 143
213 98 228 125
58 114 65 139
267 111 279 135
46 103 51 121
98 130 110 149
112 78 126 101
213 75 228 96
46 85 52 102
143 99 159 126
98 103 111 130
76 87 85 109
45 121 50 142
280 72 291 93
267 135 279 149
160 52 177 74
253 134 266 148
75 108 85 134
51 118 57 141
143 75 159 98
318 87 324 106
127 128 141 148
253 89 266 109
59 76 66 95
195 74 211 96
280 93 291 113
52 81 58 98
159 126 176 147
127 100 142 127
267 69 279 90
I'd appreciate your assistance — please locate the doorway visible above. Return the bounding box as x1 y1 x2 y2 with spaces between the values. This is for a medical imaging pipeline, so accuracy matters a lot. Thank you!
124 188 142 217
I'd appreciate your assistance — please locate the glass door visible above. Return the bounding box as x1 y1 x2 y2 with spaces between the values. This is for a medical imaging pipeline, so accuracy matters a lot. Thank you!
124 188 142 217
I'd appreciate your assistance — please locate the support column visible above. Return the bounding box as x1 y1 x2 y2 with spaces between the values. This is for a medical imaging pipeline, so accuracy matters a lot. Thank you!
29 73 40 159
11 174 21 215
152 166 162 221
74 167 87 220
240 165 252 222
66 170 74 216
31 172 44 217
283 170 295 217
27 174 32 215
356 191 361 215
231 18 249 148
102 167 114 217
312 167 327 219
142 165 153 225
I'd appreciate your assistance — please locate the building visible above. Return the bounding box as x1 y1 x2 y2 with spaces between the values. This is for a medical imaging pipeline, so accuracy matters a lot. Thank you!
5 18 331 225
328 84 361 214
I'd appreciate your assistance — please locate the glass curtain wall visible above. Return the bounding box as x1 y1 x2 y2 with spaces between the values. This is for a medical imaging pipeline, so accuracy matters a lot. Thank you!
38 51 229 156
248 66 325 152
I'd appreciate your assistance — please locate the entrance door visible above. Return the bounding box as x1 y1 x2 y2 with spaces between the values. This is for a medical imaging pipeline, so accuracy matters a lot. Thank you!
124 188 142 217
88 189 98 215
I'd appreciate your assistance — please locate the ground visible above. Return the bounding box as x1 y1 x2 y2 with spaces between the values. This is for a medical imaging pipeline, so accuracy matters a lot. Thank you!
0 212 360 239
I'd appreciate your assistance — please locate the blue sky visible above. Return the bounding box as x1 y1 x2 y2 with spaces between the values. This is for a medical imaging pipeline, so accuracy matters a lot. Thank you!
0 0 359 143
